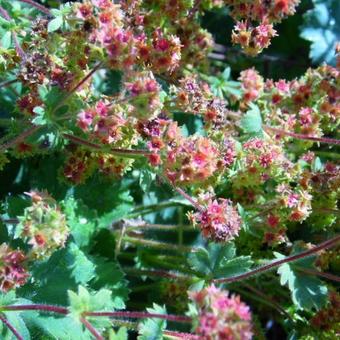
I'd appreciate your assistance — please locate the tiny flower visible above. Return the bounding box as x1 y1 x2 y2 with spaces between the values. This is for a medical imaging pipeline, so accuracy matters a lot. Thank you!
17 191 70 259
189 194 241 242
189 285 253 340
0 244 29 292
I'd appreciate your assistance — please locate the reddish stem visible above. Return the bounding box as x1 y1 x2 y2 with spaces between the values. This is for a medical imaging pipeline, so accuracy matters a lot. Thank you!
80 317 104 340
214 234 340 284
62 133 101 150
62 133 151 156
0 124 40 152
0 6 26 59
0 314 24 340
264 126 340 146
85 311 192 324
54 62 103 112
18 0 51 15
123 267 191 280
242 283 292 320
0 78 18 89
3 304 68 314
3 304 191 324
296 267 340 283
163 330 199 339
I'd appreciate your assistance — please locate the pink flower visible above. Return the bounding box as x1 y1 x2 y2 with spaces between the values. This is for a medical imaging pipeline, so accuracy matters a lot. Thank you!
190 196 241 242
0 244 28 292
190 285 253 340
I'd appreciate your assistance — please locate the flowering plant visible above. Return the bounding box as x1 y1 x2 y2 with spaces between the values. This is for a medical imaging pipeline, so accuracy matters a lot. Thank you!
0 0 339 339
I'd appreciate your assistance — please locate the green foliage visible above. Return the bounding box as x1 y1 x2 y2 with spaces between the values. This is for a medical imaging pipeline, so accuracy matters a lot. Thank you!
301 0 340 65
276 250 328 310
188 243 253 279
138 304 167 340
240 104 263 136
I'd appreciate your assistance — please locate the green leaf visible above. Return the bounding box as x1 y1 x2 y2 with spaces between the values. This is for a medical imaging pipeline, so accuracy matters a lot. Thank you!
276 251 328 310
138 304 167 340
63 197 97 247
68 243 96 284
68 286 116 329
47 16 63 32
188 243 253 279
90 257 129 310
240 104 263 135
139 169 156 193
1 31 11 49
31 106 46 125
300 0 340 65
29 315 87 340
109 327 128 340
3 312 31 340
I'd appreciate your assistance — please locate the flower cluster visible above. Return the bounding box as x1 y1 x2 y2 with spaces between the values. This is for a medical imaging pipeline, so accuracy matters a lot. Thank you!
124 71 163 119
226 0 300 54
17 191 69 259
0 244 28 292
239 68 264 104
189 285 253 340
232 21 277 56
241 64 340 147
311 292 340 336
188 193 241 242
77 101 129 144
164 136 224 186
232 138 293 189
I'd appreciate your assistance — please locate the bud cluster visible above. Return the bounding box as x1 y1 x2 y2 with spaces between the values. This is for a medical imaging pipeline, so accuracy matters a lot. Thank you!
189 285 253 340
17 191 70 259
0 244 28 292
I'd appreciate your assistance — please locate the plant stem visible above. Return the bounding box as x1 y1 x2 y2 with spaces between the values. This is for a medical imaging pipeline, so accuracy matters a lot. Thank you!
295 267 340 283
0 79 18 89
0 314 24 340
126 223 192 232
85 311 192 323
2 304 68 314
214 234 340 284
80 316 104 340
62 133 151 157
123 267 191 280
163 330 199 339
241 283 292 320
0 6 26 59
0 125 40 152
18 0 51 15
122 235 197 253
54 62 103 113
264 126 340 146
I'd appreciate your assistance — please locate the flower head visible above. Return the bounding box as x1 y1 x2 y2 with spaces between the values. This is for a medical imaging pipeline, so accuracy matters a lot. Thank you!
0 244 28 292
189 285 253 340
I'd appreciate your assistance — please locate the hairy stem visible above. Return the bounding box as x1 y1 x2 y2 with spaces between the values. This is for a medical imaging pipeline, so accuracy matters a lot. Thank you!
264 126 340 146
62 133 151 157
85 311 192 323
2 304 68 314
0 124 40 152
123 267 191 280
122 235 197 253
0 6 25 59
0 314 24 340
214 234 340 284
18 0 51 15
54 62 103 113
241 283 292 320
163 330 199 339
295 267 340 283
80 316 104 340
0 78 18 89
